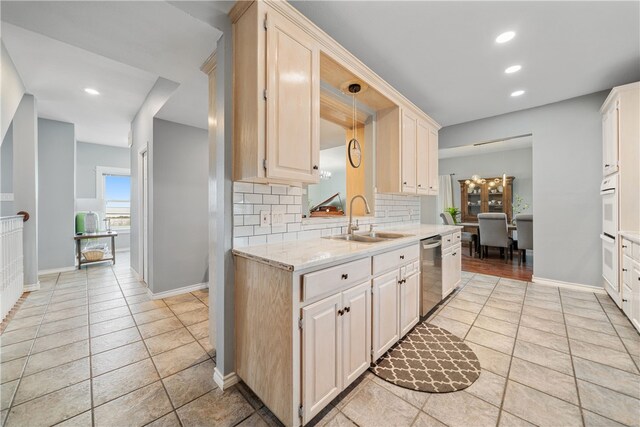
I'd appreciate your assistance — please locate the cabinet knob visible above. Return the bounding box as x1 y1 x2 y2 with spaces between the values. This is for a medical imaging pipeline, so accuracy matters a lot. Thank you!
400 255 405 260
313 165 319 170
622 245 628 248
453 252 457 256
403 182 407 185
623 299 628 302
622 268 628 272
605 164 611 167
344 307 350 313
341 273 348 280
418 184 422 187
338 309 344 316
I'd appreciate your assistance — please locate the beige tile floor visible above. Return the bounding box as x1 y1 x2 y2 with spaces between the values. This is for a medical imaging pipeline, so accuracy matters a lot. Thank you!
1 263 639 427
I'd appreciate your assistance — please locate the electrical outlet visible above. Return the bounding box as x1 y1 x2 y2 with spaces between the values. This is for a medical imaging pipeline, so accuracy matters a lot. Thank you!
260 211 271 227
272 213 284 225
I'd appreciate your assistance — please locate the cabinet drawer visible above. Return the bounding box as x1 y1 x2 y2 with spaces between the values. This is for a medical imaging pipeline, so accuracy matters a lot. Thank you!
303 257 371 302
442 233 455 250
452 231 462 245
372 244 419 275
622 239 633 257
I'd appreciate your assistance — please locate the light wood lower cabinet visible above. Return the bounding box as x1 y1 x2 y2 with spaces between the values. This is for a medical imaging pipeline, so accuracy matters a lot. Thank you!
235 243 429 427
442 244 462 298
621 238 640 332
372 270 400 360
399 270 420 337
302 281 371 422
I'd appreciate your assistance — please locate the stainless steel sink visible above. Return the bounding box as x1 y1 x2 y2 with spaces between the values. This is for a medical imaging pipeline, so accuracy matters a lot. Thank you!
361 232 411 239
324 232 413 243
325 234 388 243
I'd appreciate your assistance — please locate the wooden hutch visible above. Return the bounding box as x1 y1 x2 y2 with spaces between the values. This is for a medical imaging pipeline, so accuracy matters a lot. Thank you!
459 176 515 222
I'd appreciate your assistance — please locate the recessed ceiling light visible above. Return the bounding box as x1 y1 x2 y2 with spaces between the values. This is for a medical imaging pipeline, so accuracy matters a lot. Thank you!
505 65 522 74
511 90 525 97
496 31 516 43
84 88 100 95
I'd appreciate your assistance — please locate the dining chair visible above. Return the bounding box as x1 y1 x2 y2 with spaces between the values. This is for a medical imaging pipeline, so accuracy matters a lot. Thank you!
515 214 533 265
477 213 513 262
440 212 477 257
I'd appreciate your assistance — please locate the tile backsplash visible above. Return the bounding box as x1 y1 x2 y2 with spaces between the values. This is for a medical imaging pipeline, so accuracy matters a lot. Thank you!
233 183 420 248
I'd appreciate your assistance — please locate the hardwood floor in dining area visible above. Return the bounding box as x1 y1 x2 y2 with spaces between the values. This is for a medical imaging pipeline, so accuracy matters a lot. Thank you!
462 244 533 282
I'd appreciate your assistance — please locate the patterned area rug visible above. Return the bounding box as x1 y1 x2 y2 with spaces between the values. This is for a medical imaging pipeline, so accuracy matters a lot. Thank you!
371 322 481 393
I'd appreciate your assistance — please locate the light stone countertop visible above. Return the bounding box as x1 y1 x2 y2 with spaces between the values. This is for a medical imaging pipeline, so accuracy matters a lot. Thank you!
619 231 640 245
232 223 461 272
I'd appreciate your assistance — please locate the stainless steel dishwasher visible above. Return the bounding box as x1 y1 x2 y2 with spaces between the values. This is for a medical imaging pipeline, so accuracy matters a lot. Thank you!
420 236 442 316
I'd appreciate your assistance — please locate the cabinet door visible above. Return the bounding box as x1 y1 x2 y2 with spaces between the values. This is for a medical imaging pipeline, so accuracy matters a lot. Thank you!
622 255 633 318
427 126 439 195
266 11 320 183
602 102 619 176
399 271 420 337
632 262 640 332
302 293 342 422
441 250 455 298
372 270 400 360
452 246 462 290
342 281 372 388
416 121 429 195
401 110 417 193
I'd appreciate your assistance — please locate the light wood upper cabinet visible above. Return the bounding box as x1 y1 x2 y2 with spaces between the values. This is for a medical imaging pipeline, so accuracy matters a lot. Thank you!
401 110 418 193
427 126 439 195
266 11 320 182
377 107 439 195
233 2 320 184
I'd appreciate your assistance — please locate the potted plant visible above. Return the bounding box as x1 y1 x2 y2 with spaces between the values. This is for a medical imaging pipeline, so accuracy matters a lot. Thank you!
445 206 461 224
512 194 530 224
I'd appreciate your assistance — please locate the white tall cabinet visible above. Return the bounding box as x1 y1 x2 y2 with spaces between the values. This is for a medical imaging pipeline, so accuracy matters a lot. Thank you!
600 82 640 307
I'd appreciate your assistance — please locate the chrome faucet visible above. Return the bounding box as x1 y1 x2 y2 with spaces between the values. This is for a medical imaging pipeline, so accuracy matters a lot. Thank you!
348 195 371 235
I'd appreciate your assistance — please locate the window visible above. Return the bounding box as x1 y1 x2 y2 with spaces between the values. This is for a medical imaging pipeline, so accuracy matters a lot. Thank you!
104 174 131 229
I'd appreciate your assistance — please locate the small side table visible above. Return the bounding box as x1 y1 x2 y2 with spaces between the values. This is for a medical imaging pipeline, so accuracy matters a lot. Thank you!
74 231 118 269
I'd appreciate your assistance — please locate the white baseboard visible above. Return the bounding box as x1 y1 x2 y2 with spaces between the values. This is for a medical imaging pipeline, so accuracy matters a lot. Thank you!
213 368 239 390
24 282 40 292
146 282 208 300
38 266 77 275
531 276 607 294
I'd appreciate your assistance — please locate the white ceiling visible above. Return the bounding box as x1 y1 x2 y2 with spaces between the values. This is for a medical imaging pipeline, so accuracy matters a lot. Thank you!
2 23 158 146
291 1 640 126
439 135 532 159
1 1 221 146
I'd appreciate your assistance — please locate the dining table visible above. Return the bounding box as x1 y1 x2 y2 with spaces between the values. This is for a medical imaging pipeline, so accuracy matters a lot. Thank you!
458 222 517 257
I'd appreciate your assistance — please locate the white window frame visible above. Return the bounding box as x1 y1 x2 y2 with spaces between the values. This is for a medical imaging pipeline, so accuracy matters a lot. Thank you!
96 166 131 232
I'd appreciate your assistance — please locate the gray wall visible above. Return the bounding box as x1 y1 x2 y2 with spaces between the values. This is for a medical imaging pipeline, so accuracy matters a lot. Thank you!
38 118 76 271
1 124 15 216
439 147 533 215
438 91 608 287
129 77 178 280
152 119 209 293
76 141 130 199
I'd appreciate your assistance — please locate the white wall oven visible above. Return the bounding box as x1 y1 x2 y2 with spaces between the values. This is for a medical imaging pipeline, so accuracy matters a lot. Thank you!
600 174 619 302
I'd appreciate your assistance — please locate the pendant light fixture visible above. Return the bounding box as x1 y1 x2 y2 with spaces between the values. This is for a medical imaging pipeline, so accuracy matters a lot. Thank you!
347 83 362 168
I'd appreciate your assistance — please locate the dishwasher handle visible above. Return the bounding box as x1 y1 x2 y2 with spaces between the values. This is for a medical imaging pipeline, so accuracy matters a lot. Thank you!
422 240 442 250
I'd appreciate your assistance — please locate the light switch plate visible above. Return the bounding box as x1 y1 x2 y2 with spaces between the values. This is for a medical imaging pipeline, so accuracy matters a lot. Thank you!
260 211 271 227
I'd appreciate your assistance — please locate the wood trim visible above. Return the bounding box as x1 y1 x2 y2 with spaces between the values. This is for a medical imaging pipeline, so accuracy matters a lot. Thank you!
201 50 218 75
320 91 367 129
229 0 255 23
235 257 294 426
